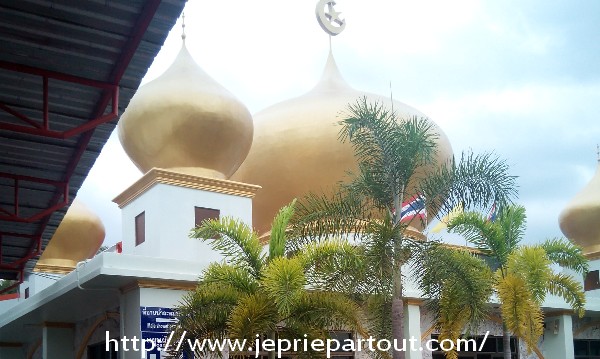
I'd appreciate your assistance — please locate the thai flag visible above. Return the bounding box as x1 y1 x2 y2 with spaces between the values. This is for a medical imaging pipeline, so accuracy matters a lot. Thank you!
400 194 427 223
487 203 498 222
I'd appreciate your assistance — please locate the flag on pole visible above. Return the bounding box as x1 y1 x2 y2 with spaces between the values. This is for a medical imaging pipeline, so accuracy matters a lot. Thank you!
400 194 427 223
430 202 464 233
487 203 498 222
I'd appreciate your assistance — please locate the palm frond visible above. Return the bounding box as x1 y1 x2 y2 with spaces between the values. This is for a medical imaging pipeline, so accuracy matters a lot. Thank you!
497 205 526 252
171 283 240 357
506 246 552 304
446 212 507 264
496 274 544 353
261 257 306 316
228 293 278 340
420 151 518 218
547 273 586 317
541 238 589 274
201 263 259 295
288 189 374 247
191 217 264 278
289 291 369 338
269 199 296 260
339 97 439 209
413 242 493 333
300 238 366 293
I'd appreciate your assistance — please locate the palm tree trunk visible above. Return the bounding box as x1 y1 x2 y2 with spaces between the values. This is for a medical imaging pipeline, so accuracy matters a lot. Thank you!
391 188 406 359
502 323 511 359
392 269 405 359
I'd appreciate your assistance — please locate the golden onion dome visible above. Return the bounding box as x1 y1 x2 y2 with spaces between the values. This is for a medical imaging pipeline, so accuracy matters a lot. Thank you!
559 160 600 257
118 44 253 179
36 200 105 270
231 51 453 236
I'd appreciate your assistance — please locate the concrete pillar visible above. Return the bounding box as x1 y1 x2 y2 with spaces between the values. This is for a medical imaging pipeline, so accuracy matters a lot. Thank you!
42 323 74 359
543 314 574 359
404 300 423 359
0 344 25 359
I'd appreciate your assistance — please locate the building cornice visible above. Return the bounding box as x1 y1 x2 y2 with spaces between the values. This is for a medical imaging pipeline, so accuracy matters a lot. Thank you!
113 168 261 208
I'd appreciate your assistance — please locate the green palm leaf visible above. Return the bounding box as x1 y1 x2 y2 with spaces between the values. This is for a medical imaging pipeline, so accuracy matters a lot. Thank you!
192 216 264 278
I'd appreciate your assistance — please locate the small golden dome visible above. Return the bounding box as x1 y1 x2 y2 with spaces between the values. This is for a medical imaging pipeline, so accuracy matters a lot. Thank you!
118 44 253 179
36 200 105 270
232 51 453 236
559 161 600 257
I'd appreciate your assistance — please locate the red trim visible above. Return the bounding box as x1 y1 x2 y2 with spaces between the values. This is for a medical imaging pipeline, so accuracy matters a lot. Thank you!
0 292 20 301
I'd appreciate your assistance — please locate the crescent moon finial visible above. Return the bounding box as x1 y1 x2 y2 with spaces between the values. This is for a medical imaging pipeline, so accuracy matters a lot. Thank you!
316 0 346 36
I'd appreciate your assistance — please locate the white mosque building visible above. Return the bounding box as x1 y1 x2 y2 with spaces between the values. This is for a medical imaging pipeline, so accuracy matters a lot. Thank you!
0 5 599 359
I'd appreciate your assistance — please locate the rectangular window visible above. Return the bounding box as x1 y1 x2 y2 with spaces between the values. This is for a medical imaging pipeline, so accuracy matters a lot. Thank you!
24 287 29 299
584 270 600 291
135 212 145 246
195 207 220 227
574 339 600 358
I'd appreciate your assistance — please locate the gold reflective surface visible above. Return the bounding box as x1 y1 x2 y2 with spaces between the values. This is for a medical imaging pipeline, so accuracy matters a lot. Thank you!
118 44 253 179
37 200 105 269
559 162 600 256
232 52 453 236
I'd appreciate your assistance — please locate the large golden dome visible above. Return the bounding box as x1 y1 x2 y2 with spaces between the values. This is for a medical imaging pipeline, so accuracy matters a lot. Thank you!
118 44 253 179
559 161 600 258
232 51 453 236
36 200 105 270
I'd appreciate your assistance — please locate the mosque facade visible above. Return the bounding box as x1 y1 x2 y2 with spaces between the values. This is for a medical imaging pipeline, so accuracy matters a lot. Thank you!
0 3 599 359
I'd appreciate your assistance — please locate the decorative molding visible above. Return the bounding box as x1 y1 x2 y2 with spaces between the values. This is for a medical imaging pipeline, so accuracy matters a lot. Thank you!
120 279 197 293
33 263 73 274
113 168 262 208
584 249 600 261
42 321 75 329
404 298 424 306
545 310 573 318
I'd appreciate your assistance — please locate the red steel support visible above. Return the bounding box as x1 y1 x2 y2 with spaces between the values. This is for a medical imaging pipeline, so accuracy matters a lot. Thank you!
0 173 68 223
3 0 163 275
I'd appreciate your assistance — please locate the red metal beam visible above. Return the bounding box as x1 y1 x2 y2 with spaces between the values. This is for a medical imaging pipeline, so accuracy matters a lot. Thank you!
0 84 118 139
0 173 68 223
0 60 115 89
16 0 164 273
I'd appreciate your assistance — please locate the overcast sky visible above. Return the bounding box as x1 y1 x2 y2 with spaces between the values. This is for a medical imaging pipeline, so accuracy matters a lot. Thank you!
77 0 600 247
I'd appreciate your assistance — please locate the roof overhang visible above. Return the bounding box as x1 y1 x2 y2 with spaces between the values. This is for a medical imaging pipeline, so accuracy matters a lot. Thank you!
0 0 186 279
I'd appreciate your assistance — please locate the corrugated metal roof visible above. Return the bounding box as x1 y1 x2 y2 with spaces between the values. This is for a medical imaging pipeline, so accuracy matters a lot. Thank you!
0 0 186 279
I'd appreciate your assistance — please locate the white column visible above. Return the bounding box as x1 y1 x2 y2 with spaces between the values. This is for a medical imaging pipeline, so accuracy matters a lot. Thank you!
404 300 423 359
543 314 574 359
42 323 74 359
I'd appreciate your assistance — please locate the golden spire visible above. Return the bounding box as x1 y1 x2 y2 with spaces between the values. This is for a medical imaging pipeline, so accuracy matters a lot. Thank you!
181 12 186 42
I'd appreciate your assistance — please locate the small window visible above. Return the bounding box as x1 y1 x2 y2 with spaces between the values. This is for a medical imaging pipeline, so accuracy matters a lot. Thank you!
24 287 29 299
135 212 145 246
195 207 220 227
88 339 119 359
584 270 599 291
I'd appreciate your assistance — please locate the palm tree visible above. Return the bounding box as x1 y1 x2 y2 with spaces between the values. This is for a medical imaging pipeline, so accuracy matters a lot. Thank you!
289 98 518 359
172 200 369 359
437 205 588 359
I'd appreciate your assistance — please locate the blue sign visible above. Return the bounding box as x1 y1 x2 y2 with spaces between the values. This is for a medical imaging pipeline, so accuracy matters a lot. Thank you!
140 306 178 333
140 306 188 359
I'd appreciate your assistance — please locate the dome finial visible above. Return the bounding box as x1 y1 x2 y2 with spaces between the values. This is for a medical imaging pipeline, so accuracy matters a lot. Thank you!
181 12 186 42
316 0 346 36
